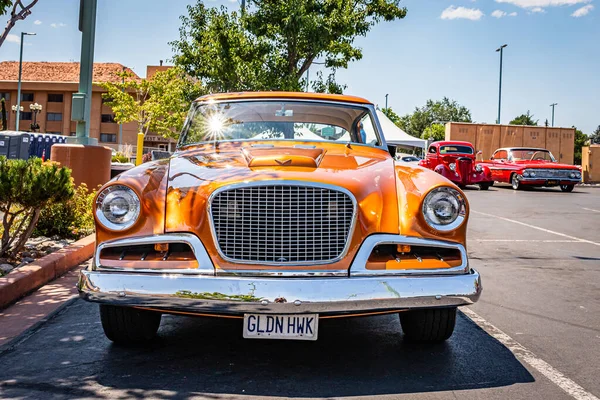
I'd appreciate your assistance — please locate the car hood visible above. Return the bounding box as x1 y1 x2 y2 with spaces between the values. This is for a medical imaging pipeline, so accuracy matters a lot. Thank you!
164 141 400 271
510 160 579 169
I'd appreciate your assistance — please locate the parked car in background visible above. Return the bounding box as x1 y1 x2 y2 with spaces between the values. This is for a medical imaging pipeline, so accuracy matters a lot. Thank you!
396 153 422 163
480 147 581 192
79 92 481 345
419 141 493 190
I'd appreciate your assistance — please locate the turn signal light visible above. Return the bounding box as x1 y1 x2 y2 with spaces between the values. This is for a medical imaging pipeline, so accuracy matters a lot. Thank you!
154 243 169 252
396 245 411 253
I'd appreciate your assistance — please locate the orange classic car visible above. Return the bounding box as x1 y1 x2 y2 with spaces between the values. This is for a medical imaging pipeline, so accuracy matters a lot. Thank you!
78 92 481 344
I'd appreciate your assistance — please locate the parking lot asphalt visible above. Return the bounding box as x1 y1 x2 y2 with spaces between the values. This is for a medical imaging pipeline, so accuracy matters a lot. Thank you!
0 185 598 400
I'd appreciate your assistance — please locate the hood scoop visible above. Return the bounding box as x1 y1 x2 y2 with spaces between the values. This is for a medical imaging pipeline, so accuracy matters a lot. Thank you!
241 146 325 168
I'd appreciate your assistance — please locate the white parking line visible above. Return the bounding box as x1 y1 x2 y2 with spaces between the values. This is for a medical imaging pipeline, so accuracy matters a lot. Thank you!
472 210 600 247
462 308 599 400
583 208 600 213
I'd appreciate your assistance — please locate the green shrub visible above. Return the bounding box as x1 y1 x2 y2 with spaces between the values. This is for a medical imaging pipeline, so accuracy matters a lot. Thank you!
34 184 96 240
0 158 74 258
111 152 129 163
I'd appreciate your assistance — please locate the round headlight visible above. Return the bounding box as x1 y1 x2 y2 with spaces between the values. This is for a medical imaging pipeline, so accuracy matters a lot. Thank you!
530 171 536 177
449 163 456 171
523 171 530 177
570 172 576 178
475 164 483 172
422 187 466 231
95 185 140 231
575 172 581 178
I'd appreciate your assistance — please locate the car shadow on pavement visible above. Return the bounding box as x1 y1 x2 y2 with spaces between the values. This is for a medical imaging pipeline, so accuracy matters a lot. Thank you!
0 300 534 399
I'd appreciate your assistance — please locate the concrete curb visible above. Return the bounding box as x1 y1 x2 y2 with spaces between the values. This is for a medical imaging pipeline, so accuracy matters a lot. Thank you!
0 234 95 309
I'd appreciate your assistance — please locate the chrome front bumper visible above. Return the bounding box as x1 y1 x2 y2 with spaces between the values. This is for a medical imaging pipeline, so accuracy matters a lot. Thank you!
78 269 481 315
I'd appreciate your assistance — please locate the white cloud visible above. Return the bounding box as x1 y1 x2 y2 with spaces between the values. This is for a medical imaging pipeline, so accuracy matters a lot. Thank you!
572 4 594 16
495 0 591 9
530 6 546 12
6 34 20 44
50 22 67 28
34 20 42 25
492 9 507 17
509 11 518 15
441 6 484 20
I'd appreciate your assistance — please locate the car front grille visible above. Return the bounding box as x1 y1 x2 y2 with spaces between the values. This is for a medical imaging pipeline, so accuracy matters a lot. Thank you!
209 184 355 264
528 169 575 179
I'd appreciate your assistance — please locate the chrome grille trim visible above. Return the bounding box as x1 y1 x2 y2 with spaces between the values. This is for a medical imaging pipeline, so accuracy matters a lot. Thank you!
208 181 357 265
525 169 577 179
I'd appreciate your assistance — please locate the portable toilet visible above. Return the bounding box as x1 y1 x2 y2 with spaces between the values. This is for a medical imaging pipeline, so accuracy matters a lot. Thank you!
43 135 52 159
58 135 66 144
0 133 10 158
7 132 31 159
28 134 37 158
35 135 44 157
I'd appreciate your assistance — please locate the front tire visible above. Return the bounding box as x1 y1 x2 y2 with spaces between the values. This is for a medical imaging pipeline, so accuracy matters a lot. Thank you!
100 305 161 344
511 174 522 190
400 307 457 342
560 184 575 192
479 182 491 191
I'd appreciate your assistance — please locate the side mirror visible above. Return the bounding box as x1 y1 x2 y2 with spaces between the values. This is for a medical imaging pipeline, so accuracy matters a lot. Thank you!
490 156 494 160
477 150 483 155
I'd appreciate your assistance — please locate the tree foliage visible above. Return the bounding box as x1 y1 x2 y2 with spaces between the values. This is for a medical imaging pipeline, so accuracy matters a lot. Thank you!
0 0 38 49
573 126 589 165
510 111 538 126
171 0 407 93
421 124 445 142
397 97 471 138
0 158 74 258
98 67 203 140
591 125 600 145
381 107 401 126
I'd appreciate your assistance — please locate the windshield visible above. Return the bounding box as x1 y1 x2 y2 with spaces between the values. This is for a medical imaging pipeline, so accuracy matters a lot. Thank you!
510 149 556 162
439 145 474 155
178 100 381 148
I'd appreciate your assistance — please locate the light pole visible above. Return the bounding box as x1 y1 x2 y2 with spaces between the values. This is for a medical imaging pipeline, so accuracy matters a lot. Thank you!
11 105 23 129
16 32 36 131
496 44 507 125
550 103 558 127
385 94 389 109
29 102 42 132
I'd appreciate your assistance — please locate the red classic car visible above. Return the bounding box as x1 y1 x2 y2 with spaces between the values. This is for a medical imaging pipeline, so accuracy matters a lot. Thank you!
480 147 581 192
419 141 493 190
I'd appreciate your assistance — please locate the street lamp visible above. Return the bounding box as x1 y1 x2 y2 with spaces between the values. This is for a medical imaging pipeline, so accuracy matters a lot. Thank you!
496 44 508 125
16 32 36 131
11 105 23 128
385 94 389 109
29 102 42 132
550 103 558 127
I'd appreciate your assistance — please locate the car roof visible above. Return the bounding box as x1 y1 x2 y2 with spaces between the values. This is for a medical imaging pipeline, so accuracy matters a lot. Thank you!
194 91 372 105
495 147 549 152
433 141 474 147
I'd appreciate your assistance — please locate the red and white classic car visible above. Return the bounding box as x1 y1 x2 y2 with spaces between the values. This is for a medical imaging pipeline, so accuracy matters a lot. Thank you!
480 147 582 192
419 141 493 190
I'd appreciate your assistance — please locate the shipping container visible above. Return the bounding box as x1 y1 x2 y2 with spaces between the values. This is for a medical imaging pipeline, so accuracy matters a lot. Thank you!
475 125 501 161
500 125 524 149
559 128 575 165
582 145 600 183
445 122 477 144
545 127 561 162
522 126 546 148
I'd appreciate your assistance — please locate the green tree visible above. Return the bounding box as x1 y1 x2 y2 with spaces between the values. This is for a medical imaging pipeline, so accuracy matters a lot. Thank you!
510 111 538 126
381 107 401 126
171 0 407 93
0 0 39 49
421 124 445 142
397 97 471 138
98 67 203 140
0 158 73 258
573 126 589 165
591 125 600 145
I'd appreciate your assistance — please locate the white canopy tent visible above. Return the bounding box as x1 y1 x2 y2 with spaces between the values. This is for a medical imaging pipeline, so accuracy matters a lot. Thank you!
376 109 426 149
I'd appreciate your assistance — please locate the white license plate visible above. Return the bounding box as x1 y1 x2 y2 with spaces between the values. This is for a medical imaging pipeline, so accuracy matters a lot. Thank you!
243 314 318 341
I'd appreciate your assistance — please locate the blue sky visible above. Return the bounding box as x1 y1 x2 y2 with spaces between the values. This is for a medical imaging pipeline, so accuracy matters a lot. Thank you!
1 0 598 134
